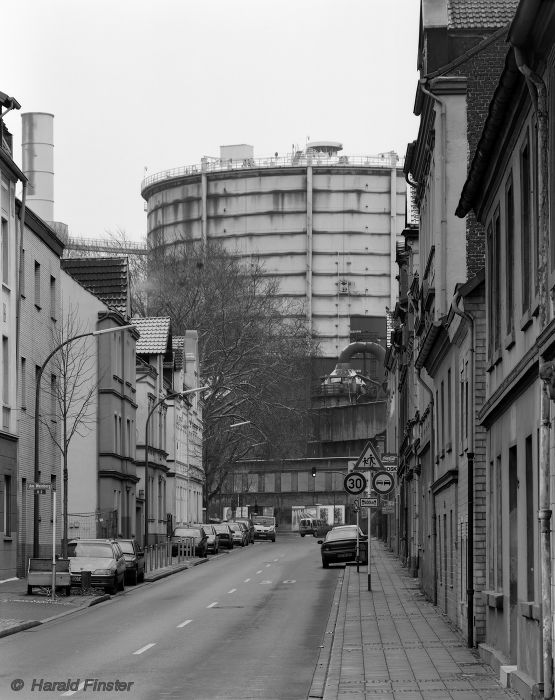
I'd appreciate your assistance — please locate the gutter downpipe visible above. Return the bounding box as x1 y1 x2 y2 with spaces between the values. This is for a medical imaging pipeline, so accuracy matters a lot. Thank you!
513 46 552 699
451 292 475 648
416 365 436 605
419 80 447 316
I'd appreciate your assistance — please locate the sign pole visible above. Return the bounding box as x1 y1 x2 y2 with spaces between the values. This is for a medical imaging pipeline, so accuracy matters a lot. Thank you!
51 489 56 600
367 470 371 591
356 507 360 573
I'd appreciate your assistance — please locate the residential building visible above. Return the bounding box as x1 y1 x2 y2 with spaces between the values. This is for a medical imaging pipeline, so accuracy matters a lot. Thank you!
455 1 555 695
0 105 25 578
394 0 518 646
59 263 138 541
133 316 173 545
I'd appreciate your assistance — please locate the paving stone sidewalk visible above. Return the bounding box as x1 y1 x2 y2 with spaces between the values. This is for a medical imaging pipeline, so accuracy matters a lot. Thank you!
312 540 521 700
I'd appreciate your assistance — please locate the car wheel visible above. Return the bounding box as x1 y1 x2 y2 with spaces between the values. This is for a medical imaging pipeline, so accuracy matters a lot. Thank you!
129 568 138 586
271 537 276 542
65 586 71 596
138 569 145 583
301 533 305 537
107 575 118 594
118 573 125 591
27 585 33 595
322 560 329 569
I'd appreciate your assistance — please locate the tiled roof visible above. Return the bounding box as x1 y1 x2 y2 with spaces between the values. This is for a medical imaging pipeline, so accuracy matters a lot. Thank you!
61 257 130 316
448 0 518 29
172 336 185 370
132 316 171 355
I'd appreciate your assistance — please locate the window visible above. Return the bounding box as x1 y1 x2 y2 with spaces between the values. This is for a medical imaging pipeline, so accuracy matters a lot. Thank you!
3 474 11 535
525 436 535 600
447 369 452 448
20 249 25 296
114 414 118 452
440 380 445 452
505 178 514 336
126 419 131 458
496 455 503 590
521 139 531 313
50 276 57 320
2 218 8 285
21 357 26 409
494 210 501 350
34 261 41 308
2 336 8 404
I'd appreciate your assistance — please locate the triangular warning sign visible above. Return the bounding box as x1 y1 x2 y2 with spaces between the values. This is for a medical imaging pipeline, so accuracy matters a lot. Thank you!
353 440 383 471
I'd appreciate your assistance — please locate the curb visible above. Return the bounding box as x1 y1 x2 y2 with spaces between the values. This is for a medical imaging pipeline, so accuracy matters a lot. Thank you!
143 557 208 582
307 569 345 699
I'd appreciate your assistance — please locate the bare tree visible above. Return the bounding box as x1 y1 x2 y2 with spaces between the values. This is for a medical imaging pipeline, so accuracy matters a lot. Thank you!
145 239 318 507
42 306 99 557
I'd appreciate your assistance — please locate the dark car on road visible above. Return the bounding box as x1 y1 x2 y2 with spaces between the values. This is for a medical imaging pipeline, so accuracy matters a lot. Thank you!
213 523 234 550
116 538 145 585
193 523 219 554
235 517 255 544
318 526 367 568
171 526 208 558
228 521 249 547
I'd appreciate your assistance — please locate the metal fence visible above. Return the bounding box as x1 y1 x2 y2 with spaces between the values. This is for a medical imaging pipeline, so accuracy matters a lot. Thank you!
144 538 195 573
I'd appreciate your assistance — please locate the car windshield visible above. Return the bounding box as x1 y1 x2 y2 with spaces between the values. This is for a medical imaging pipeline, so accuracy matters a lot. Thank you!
326 530 357 542
117 541 136 554
228 523 241 531
173 528 200 538
67 542 114 558
253 517 274 526
213 525 229 533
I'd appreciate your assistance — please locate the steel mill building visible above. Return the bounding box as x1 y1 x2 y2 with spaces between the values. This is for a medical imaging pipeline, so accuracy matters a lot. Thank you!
141 142 407 372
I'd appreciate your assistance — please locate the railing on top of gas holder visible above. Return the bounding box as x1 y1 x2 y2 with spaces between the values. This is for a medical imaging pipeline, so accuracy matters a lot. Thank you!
141 152 404 192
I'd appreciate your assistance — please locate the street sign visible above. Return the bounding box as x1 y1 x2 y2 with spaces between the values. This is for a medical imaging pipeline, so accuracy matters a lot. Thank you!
360 497 378 507
344 472 367 495
27 483 52 495
352 440 383 472
371 470 395 495
381 453 398 472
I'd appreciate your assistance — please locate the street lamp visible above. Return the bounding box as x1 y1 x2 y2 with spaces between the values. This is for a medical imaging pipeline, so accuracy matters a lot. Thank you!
33 324 135 558
143 385 208 547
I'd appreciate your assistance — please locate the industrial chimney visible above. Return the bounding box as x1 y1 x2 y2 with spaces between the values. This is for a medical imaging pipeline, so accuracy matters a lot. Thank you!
22 112 54 222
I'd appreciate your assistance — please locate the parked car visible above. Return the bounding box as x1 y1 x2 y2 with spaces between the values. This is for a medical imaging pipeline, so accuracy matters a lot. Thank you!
213 523 234 549
318 526 367 568
67 539 126 593
115 538 145 585
299 518 330 538
193 523 219 554
228 521 249 547
171 526 208 558
252 515 277 542
235 517 255 544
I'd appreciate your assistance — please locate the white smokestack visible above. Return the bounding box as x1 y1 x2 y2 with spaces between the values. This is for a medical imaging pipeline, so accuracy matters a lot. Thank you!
22 112 54 222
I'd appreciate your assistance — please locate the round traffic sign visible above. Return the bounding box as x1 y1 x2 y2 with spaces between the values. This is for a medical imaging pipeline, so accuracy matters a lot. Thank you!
372 470 394 495
344 472 367 495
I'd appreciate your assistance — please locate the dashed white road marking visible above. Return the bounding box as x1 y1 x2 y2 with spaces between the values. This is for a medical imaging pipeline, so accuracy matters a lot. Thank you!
266 563 271 567
133 643 156 655
177 619 193 628
62 681 85 696
207 601 218 608
283 580 296 584
227 588 237 594
260 580 272 585
256 570 263 574
243 578 251 582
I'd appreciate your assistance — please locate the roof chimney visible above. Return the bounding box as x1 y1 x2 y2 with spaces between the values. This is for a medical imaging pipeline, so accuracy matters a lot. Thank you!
22 112 54 222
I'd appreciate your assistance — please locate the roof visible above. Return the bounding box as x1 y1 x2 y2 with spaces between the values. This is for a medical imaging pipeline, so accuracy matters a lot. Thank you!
447 0 519 29
61 257 130 316
172 336 185 370
132 316 171 355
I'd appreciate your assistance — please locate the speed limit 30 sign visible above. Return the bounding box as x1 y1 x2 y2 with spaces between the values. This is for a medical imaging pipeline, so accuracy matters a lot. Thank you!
344 471 367 495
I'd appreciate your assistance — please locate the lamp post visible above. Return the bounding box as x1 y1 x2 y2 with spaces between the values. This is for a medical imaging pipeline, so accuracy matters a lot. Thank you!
143 385 208 547
33 324 135 558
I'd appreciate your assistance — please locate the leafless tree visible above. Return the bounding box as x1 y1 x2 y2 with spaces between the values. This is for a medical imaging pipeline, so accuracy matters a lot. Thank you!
42 306 99 557
145 239 318 507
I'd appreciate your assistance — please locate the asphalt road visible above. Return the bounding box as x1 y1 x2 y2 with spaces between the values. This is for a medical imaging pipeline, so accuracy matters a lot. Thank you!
0 533 338 700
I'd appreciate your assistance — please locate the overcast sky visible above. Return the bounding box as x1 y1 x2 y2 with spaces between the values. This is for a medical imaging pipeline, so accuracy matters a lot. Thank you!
3 0 420 242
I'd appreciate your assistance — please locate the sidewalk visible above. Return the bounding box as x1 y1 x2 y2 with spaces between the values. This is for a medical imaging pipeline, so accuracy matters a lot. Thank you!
0 556 206 639
310 540 521 700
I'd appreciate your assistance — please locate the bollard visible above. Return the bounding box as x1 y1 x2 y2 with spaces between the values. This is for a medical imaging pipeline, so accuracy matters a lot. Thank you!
81 570 91 592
